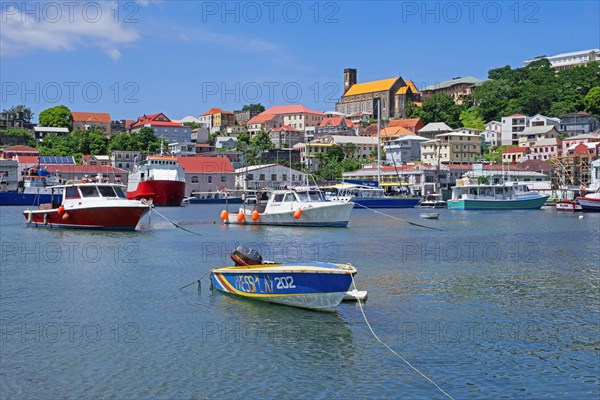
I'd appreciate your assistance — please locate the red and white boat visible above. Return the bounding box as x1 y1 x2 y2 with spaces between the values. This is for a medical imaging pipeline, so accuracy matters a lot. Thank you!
555 199 582 211
127 156 186 206
576 188 600 212
23 181 151 230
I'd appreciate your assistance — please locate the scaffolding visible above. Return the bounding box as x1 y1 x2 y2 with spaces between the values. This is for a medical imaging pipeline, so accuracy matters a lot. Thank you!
550 155 593 191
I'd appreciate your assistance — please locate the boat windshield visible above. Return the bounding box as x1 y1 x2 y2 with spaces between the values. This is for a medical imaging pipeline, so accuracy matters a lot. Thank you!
98 185 118 197
113 186 126 198
79 186 100 197
296 190 323 202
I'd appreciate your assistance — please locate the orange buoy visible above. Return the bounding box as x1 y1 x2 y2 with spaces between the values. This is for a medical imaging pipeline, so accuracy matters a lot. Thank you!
220 210 229 221
252 210 260 221
62 212 70 220
293 209 303 219
57 205 65 216
237 213 245 223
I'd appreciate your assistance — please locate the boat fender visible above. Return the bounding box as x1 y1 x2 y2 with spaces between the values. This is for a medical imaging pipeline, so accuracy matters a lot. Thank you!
237 213 245 223
293 209 303 219
62 212 70 220
57 205 65 216
27 211 32 223
43 213 48 224
220 210 229 221
252 210 260 221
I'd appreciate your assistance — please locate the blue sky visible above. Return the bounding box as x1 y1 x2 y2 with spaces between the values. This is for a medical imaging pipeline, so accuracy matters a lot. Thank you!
1 0 599 122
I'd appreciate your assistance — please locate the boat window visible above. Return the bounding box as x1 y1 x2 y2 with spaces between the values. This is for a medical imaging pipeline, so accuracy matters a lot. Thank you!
98 186 117 197
80 186 100 197
65 186 80 199
308 191 322 201
283 193 296 202
273 194 285 202
113 186 126 198
296 191 309 201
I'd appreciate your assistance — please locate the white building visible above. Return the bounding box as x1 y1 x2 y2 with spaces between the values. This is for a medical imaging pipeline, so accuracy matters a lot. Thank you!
385 135 429 164
480 130 499 147
517 126 561 147
501 114 530 146
215 137 237 150
168 142 196 157
110 150 140 171
529 114 560 128
485 120 501 134
33 126 69 143
235 164 306 190
0 159 19 191
524 49 600 70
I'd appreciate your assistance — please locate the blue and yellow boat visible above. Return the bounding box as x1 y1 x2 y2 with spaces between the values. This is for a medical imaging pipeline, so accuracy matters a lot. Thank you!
210 246 357 311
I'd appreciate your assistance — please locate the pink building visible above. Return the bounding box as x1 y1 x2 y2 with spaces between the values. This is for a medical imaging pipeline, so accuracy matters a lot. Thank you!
530 138 562 161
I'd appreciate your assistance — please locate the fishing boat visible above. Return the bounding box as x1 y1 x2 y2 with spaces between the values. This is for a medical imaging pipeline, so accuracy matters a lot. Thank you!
447 180 549 210
210 246 358 310
23 180 151 230
0 169 61 206
555 199 582 211
325 182 420 208
419 193 446 208
221 187 354 227
127 156 186 206
576 188 600 211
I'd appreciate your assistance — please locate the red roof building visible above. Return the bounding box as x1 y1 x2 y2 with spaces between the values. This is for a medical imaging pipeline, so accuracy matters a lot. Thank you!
386 118 425 134
1 145 40 159
176 156 236 195
502 146 531 163
71 112 112 134
130 113 191 144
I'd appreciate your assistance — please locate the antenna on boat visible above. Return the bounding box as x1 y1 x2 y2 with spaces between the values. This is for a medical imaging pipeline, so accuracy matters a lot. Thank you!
376 98 381 186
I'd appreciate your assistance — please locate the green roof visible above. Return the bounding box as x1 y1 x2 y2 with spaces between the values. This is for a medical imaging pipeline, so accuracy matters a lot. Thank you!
423 76 483 91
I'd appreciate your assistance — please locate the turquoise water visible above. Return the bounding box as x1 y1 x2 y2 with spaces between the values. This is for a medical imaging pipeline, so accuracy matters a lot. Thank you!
1 205 598 399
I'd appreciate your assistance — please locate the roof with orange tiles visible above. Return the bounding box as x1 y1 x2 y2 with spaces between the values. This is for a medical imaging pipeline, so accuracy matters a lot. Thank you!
261 105 324 115
2 145 39 152
201 108 234 116
318 117 354 127
378 126 414 137
387 118 424 130
396 81 420 95
362 123 379 136
247 114 278 124
131 113 184 129
15 155 39 164
271 125 302 132
176 156 234 173
343 77 398 97
71 112 111 123
503 147 529 154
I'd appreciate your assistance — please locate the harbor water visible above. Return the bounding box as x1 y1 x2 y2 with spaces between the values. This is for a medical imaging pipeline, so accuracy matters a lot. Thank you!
1 205 598 399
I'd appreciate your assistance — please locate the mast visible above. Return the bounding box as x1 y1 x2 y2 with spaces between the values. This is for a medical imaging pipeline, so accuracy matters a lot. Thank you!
377 98 381 185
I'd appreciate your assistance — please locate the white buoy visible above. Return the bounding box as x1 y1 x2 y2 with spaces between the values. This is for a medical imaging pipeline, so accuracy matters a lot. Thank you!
579 215 584 219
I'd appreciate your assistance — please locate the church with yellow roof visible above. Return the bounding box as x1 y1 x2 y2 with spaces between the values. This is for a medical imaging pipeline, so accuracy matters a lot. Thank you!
335 68 420 121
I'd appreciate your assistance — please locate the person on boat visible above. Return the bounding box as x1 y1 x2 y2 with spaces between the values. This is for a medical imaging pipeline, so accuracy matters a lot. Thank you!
580 185 587 197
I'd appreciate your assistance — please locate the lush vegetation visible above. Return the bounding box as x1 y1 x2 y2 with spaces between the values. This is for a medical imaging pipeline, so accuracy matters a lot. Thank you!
38 105 72 128
409 60 600 128
0 128 35 146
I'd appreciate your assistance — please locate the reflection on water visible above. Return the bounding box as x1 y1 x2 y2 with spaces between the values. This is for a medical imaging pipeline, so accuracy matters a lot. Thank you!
0 205 598 399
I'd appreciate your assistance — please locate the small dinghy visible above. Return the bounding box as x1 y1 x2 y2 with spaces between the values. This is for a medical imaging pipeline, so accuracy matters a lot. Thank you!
210 245 359 311
420 212 440 220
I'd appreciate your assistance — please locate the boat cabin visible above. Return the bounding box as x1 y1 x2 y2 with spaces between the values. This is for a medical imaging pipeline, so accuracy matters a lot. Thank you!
451 183 533 201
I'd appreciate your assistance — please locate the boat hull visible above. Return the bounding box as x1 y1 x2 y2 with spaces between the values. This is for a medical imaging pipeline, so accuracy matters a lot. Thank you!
23 205 150 230
127 180 185 206
0 192 53 206
352 197 420 208
210 263 356 310
447 195 549 210
189 197 243 204
225 202 354 227
576 197 600 211
556 201 582 211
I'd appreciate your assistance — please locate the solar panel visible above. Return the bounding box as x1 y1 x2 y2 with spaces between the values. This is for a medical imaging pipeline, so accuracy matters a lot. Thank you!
39 156 76 164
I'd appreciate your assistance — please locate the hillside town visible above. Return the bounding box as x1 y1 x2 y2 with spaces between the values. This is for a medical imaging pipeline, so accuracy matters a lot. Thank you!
2 49 600 199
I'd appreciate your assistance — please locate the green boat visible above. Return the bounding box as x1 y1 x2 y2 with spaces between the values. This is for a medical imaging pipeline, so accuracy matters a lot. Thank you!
447 182 549 210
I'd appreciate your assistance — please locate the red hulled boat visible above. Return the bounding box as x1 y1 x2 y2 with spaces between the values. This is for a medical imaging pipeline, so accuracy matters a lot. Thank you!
23 181 151 230
127 156 186 206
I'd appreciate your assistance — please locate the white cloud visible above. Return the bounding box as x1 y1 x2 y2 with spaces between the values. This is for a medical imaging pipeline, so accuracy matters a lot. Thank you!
0 3 140 60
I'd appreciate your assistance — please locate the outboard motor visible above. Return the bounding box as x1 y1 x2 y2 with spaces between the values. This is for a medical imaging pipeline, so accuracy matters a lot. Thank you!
231 245 263 266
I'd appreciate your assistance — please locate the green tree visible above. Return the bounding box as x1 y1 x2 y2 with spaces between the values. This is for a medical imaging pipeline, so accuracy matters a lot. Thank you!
410 93 461 128
38 105 72 128
459 107 485 130
0 128 35 146
3 105 34 124
251 130 274 151
584 86 600 116
242 103 265 113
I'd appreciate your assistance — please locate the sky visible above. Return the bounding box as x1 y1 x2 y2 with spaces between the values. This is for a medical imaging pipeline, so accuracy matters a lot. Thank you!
1 0 599 122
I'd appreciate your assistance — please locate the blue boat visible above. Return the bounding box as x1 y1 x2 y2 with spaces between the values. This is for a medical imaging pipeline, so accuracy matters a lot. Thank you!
0 171 60 206
0 192 53 206
325 183 420 208
210 246 357 310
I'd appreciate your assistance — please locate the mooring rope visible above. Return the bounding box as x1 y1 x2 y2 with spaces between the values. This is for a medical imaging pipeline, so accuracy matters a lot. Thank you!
150 207 203 236
353 203 443 231
179 270 211 291
350 275 455 400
